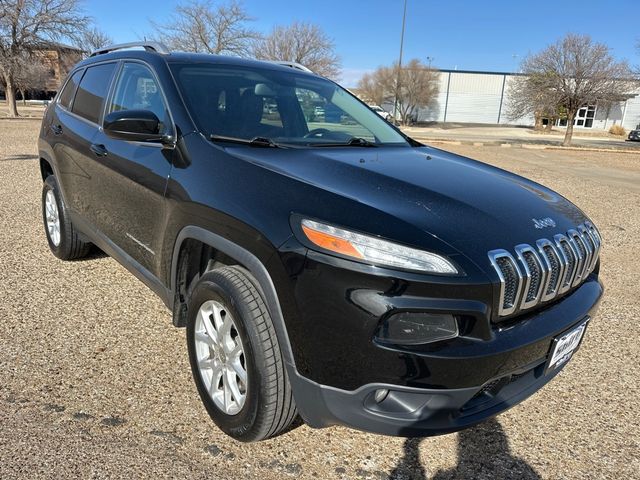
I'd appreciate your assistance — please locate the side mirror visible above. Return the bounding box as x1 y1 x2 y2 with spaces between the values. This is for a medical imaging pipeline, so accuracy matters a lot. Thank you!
103 109 168 143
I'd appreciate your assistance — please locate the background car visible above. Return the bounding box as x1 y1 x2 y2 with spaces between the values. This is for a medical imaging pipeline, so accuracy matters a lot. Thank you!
628 129 640 141
369 105 393 121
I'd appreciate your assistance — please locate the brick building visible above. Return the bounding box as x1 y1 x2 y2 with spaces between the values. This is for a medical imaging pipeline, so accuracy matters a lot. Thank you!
34 42 84 95
1 42 83 100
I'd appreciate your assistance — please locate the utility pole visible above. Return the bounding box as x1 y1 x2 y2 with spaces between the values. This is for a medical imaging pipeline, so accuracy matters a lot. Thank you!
393 0 408 124
512 54 520 73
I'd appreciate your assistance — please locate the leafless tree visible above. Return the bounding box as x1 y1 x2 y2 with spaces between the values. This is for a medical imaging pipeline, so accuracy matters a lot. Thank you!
506 73 561 132
357 71 386 106
357 59 439 125
79 26 113 55
152 0 258 56
12 53 48 103
252 21 341 79
513 34 632 146
0 0 87 116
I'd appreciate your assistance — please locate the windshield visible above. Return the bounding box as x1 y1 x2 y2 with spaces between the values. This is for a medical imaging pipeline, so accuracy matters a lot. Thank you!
169 62 408 147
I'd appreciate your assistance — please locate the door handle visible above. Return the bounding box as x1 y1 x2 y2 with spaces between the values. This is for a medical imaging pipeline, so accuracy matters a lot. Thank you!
90 143 108 157
50 124 63 135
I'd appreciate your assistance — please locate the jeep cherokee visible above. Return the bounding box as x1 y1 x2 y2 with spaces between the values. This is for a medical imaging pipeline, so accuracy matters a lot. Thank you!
38 42 604 442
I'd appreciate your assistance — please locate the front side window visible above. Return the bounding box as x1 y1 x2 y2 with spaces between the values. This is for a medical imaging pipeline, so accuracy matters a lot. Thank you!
58 70 83 109
170 62 408 147
71 63 117 124
107 62 169 133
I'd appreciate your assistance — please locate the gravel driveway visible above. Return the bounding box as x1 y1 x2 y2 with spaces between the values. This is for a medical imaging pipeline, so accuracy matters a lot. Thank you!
1 119 638 479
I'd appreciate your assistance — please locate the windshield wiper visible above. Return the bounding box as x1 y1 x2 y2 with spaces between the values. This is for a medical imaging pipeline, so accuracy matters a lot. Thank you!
308 137 378 148
210 135 284 148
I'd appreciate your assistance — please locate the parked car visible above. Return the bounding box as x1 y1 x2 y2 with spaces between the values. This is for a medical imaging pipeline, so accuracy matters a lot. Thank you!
628 129 640 141
370 104 393 121
39 42 603 442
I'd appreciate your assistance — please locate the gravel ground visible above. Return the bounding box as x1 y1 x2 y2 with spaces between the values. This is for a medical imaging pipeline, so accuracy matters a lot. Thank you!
0 119 639 479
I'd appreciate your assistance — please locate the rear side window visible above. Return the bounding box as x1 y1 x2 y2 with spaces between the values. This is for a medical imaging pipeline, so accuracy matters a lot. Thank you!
58 70 83 109
72 63 117 124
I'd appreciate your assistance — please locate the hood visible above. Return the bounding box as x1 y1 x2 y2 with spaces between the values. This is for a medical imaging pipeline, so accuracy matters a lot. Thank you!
226 145 589 269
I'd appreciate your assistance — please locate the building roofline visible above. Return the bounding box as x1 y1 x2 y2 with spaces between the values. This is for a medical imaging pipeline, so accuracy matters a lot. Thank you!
437 68 525 76
35 41 83 52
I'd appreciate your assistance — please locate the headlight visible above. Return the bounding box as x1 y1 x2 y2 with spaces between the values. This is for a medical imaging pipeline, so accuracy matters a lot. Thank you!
300 219 458 274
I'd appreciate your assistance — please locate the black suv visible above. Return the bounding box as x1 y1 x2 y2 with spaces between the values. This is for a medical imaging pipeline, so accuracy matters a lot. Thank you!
38 42 603 442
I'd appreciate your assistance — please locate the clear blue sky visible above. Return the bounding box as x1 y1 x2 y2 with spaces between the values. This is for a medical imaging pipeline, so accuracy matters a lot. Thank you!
84 0 639 86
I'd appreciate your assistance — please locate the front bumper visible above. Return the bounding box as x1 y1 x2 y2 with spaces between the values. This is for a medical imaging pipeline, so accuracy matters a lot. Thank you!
286 252 603 436
291 354 566 437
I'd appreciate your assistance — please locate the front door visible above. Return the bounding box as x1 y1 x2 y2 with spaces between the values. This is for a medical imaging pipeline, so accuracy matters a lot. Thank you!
90 61 174 276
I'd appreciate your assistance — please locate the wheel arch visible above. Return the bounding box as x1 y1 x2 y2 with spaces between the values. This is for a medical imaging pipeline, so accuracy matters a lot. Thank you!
40 156 54 181
170 226 296 368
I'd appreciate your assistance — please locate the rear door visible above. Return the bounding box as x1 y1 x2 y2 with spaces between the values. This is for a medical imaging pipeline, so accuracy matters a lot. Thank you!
89 61 174 276
51 63 117 218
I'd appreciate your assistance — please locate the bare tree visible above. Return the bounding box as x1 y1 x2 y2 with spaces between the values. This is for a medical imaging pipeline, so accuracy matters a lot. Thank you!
357 71 385 107
79 26 113 55
12 53 48 103
516 34 632 146
0 0 87 117
252 21 341 79
357 59 439 125
152 0 258 56
506 73 561 132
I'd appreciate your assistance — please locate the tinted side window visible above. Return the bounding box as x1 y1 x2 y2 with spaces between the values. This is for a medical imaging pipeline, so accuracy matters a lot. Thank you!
108 63 168 133
72 63 117 124
58 70 83 109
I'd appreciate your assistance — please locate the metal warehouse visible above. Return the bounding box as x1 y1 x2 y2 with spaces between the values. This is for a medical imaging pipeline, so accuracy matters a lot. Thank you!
413 69 640 131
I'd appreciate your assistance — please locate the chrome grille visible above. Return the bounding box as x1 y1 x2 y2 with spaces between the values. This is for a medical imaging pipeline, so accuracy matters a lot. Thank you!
584 221 602 271
536 239 564 302
568 229 588 287
488 250 522 316
515 244 545 309
555 234 577 293
488 222 601 318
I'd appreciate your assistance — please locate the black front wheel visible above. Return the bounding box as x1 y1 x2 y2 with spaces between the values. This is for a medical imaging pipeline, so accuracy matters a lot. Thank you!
186 266 297 442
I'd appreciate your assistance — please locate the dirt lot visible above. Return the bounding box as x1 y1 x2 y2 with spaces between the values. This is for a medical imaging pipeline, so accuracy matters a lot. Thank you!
0 119 639 479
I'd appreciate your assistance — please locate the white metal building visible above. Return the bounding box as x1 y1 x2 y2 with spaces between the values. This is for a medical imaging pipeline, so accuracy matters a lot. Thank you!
409 69 640 131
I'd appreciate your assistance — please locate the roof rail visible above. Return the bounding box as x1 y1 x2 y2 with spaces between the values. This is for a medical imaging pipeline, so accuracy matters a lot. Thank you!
90 41 170 57
269 61 314 73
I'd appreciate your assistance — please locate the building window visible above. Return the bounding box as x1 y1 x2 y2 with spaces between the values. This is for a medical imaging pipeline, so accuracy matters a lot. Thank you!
558 105 596 128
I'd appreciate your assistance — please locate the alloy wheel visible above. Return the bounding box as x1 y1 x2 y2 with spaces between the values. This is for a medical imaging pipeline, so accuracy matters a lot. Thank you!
45 189 61 246
194 300 248 415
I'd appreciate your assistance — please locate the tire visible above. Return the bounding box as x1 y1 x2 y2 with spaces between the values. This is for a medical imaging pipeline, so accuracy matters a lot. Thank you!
186 266 297 442
42 175 91 260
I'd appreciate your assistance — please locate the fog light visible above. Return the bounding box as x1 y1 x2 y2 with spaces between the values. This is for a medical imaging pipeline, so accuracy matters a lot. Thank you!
376 312 458 345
